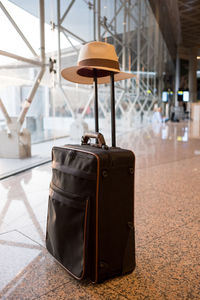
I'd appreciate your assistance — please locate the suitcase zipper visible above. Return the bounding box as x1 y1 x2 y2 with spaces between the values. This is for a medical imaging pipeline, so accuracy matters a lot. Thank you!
50 182 86 201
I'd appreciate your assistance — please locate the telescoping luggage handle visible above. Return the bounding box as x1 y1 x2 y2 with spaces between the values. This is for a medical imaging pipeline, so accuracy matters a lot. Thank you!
81 132 108 150
93 70 116 147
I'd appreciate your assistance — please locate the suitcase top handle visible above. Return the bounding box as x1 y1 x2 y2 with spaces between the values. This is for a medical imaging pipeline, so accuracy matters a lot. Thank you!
81 132 108 150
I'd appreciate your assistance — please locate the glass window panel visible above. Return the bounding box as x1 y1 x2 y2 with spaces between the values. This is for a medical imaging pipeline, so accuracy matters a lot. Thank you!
0 0 175 178
60 0 93 42
0 0 40 58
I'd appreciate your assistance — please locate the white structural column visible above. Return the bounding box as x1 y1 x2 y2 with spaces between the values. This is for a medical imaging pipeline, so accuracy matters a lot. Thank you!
0 98 11 125
97 0 101 41
93 0 96 40
136 0 141 97
57 0 61 84
122 1 126 71
56 0 75 118
17 0 45 127
189 47 198 102
175 52 180 107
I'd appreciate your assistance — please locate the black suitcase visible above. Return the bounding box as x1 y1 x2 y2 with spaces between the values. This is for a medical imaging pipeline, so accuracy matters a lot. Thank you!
46 73 136 283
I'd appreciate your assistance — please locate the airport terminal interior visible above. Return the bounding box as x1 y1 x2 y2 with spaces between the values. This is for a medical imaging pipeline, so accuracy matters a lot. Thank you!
0 0 200 299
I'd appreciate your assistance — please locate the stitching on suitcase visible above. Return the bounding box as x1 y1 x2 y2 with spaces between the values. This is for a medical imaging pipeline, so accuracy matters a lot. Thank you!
62 146 100 283
130 151 135 227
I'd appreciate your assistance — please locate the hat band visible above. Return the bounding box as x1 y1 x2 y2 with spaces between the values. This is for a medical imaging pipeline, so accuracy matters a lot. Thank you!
78 58 120 71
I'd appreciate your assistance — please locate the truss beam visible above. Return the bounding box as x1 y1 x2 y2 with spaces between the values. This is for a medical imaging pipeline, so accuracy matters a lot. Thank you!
0 50 42 67
60 0 75 24
0 1 38 58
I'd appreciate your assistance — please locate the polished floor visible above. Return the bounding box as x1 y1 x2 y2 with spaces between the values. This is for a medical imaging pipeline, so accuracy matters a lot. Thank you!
0 120 200 299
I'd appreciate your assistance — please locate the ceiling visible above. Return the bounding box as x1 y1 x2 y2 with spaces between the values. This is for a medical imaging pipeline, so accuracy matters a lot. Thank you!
178 0 200 48
149 0 200 59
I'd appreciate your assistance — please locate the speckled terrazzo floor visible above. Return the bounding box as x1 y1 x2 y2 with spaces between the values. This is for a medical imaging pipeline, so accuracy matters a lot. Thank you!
0 120 200 299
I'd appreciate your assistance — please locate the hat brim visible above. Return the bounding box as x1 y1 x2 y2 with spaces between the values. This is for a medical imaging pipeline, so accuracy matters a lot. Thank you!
61 66 135 84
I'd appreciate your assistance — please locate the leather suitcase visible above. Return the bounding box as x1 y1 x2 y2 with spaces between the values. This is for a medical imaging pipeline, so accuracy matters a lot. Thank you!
46 132 136 283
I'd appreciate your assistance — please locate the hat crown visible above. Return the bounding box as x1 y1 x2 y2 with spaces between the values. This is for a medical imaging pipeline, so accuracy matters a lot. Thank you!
61 41 135 84
78 41 118 64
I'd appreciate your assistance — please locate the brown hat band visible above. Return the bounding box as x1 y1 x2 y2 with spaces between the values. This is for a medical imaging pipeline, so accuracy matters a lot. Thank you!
78 58 120 71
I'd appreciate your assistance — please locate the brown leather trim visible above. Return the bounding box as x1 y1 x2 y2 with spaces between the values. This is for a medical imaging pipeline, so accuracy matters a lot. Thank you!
133 164 135 226
131 151 135 226
63 146 100 283
95 155 100 283
79 58 120 71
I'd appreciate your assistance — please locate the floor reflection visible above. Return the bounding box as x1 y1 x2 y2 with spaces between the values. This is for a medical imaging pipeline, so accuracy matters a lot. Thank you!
0 167 50 245
118 120 200 169
0 120 200 299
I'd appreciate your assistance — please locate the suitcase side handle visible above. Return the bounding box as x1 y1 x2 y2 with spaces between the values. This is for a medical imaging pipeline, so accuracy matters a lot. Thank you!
81 132 108 149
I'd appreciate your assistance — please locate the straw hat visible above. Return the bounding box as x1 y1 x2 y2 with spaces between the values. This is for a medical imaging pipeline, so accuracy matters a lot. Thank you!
61 41 135 84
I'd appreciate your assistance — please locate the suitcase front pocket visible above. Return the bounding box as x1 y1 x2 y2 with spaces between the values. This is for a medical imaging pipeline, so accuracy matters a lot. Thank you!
46 188 89 279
